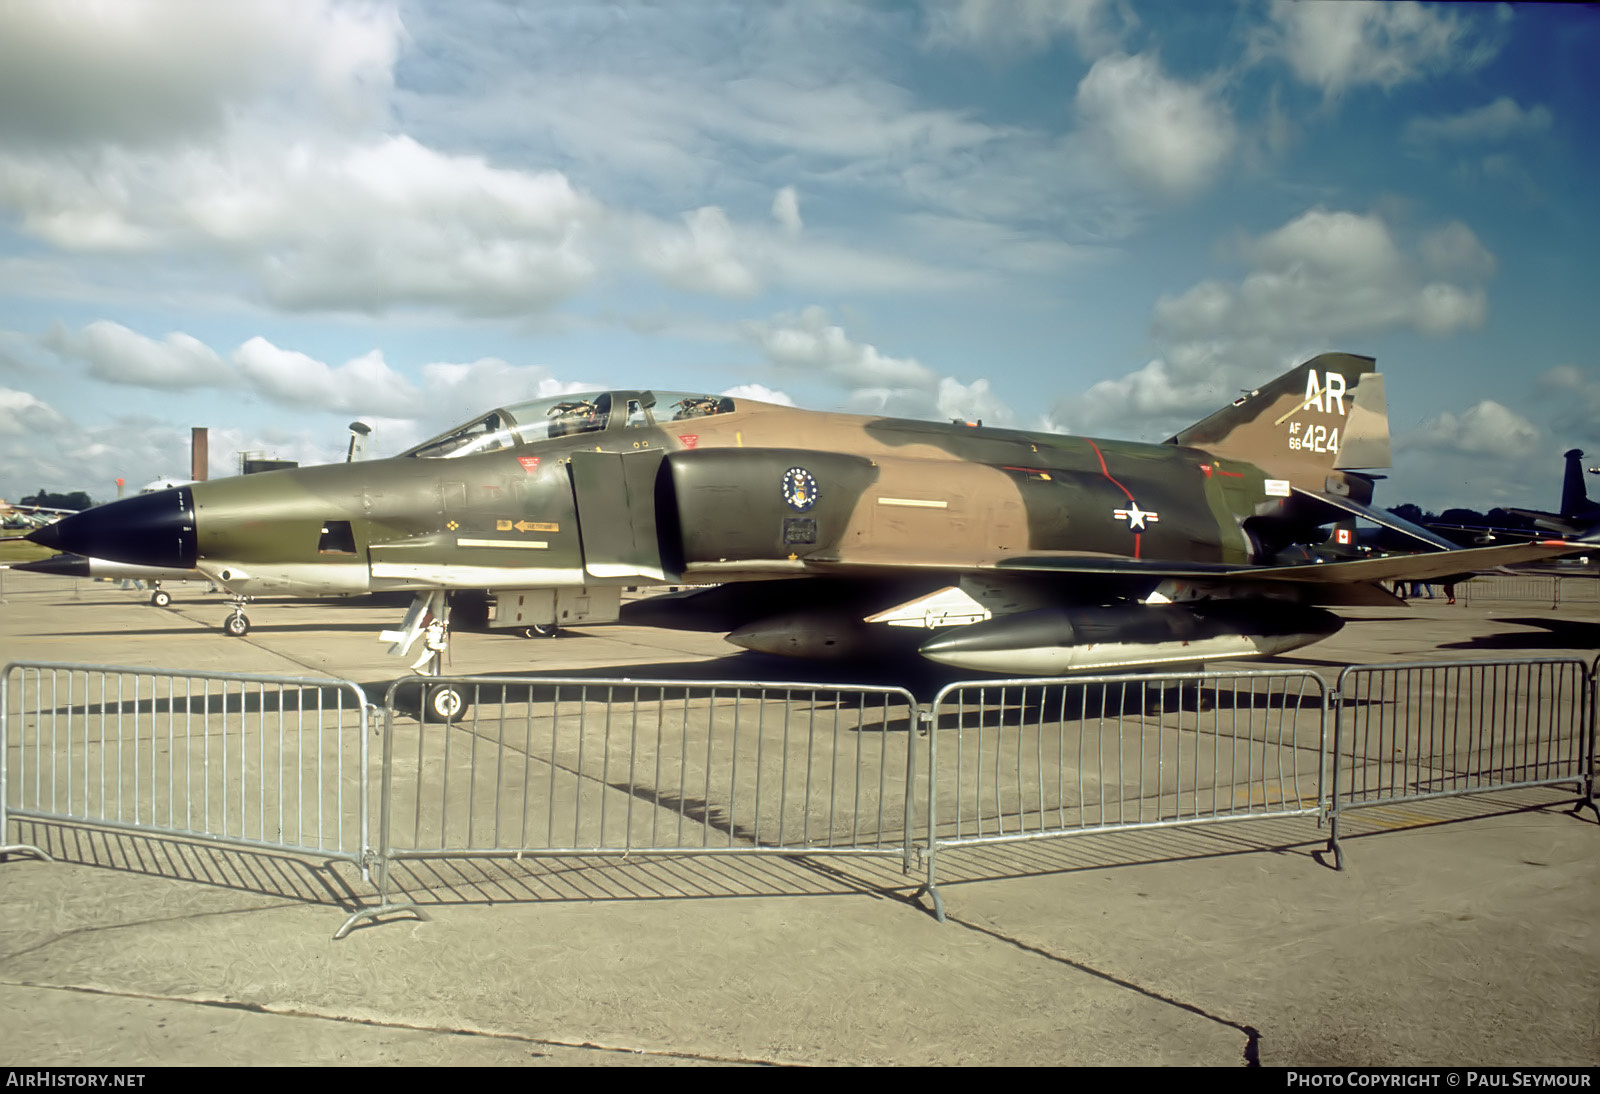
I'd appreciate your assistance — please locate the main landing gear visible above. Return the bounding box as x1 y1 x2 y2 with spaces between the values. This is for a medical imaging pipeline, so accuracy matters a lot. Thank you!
419 677 470 723
383 590 471 722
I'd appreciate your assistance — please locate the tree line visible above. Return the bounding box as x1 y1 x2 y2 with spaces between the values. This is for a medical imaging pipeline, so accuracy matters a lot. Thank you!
20 490 94 511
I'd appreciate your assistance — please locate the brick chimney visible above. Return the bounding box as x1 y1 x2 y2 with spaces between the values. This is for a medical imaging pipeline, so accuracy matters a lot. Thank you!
191 428 209 481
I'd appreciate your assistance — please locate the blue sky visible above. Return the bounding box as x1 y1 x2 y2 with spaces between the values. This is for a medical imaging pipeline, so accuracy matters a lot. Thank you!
0 0 1594 514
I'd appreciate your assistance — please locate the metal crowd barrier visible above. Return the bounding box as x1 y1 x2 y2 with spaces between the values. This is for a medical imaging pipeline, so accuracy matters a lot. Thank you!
917 670 1329 922
1460 574 1600 608
1325 658 1594 869
4 658 1596 936
1 661 372 873
1593 654 1600 790
340 676 920 937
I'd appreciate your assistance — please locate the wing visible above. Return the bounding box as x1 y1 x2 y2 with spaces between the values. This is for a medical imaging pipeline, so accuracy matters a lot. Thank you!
1240 540 1582 583
793 539 1577 582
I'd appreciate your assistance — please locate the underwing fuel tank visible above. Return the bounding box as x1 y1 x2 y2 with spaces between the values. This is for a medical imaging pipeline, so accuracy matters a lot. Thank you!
726 610 926 660
10 552 204 585
916 601 1344 675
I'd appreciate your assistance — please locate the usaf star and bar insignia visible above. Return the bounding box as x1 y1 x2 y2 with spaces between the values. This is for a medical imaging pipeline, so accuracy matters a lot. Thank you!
1113 502 1159 531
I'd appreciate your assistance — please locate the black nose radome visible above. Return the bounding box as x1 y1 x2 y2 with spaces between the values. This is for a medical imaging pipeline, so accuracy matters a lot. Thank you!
27 488 197 569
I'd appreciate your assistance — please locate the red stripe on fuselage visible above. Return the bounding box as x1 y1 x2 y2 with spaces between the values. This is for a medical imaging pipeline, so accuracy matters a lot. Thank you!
1084 439 1135 501
1085 438 1142 560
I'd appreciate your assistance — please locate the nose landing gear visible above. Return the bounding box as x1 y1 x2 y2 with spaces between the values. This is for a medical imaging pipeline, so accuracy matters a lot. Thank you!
223 595 252 637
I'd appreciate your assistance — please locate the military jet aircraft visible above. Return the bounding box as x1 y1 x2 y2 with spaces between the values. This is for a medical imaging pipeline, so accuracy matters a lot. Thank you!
1504 448 1600 538
29 352 1577 716
1 501 71 531
1417 448 1600 548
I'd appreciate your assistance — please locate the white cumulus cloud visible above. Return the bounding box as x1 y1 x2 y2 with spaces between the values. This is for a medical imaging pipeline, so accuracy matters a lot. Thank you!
1407 400 1541 458
1157 209 1490 345
0 0 402 147
922 0 1128 58
42 320 228 389
746 306 1011 423
720 383 795 406
1404 97 1553 146
1260 0 1497 96
1050 208 1497 440
771 186 803 238
232 338 421 416
0 387 69 437
638 206 762 297
1075 52 1237 199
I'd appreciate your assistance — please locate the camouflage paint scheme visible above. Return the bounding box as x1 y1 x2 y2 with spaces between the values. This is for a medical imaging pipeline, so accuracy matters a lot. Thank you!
31 354 1579 672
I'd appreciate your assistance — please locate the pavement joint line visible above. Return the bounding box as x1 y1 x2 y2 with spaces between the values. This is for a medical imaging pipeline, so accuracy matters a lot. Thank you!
165 606 337 679
944 914 1262 1068
0 899 313 966
2 979 795 1067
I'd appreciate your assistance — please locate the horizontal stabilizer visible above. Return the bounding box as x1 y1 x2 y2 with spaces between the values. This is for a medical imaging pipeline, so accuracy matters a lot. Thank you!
1252 539 1580 584
1502 508 1598 538
1292 488 1457 550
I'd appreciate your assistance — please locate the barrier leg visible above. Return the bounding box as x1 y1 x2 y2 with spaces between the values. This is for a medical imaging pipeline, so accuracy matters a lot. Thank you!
911 845 947 923
0 843 53 863
333 852 427 940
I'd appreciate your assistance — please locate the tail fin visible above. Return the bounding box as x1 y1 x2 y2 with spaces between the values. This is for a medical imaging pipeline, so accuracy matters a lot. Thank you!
1560 449 1589 520
1166 352 1391 492
1323 519 1361 558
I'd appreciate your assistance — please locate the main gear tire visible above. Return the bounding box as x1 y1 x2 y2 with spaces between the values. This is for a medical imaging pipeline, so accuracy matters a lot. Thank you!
423 683 470 723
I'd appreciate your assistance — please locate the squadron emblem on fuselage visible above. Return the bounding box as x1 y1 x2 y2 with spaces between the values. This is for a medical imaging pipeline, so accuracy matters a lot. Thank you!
782 467 818 512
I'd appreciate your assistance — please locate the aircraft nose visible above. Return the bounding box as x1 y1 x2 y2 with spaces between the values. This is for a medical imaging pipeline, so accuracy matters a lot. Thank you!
27 487 198 569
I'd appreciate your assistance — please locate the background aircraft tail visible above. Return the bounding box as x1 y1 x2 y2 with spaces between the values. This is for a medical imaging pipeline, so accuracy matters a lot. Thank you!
1506 448 1600 535
1166 352 1391 495
1560 448 1592 520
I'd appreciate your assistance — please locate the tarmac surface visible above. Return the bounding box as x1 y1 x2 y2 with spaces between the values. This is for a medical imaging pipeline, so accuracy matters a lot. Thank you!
0 568 1596 1067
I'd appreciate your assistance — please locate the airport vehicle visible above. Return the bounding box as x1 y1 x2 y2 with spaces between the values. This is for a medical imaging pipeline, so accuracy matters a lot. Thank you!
29 353 1578 717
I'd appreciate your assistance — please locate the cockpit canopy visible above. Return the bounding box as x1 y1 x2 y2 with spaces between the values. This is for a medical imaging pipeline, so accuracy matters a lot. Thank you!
402 390 737 459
